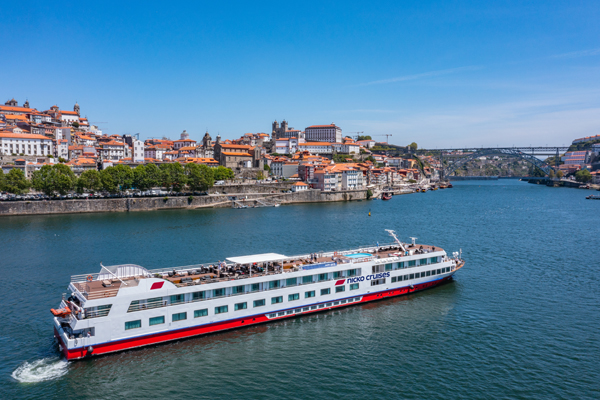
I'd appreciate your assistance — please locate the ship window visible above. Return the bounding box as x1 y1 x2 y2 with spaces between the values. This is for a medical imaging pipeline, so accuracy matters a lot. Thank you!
426 270 431 276
408 260 416 267
333 301 339 305
347 269 357 277
86 304 113 318
269 280 280 289
232 285 245 295
372 265 385 273
286 278 297 287
294 308 301 313
350 283 359 290
341 299 347 304
277 312 285 316
318 304 325 309
250 283 260 292
333 271 344 279
192 291 205 301
289 293 300 301
353 297 360 302
149 316 165 326
311 305 317 310
430 257 438 264
385 264 392 271
215 306 228 314
271 296 283 304
125 320 141 330
437 269 441 274
234 302 247 311
170 294 184 305
286 310 293 315
318 273 328 282
335 286 345 293
326 302 332 307
268 313 276 318
302 275 314 284
399 262 405 269
398 275 403 281
419 258 427 266
409 274 415 279
172 312 187 321
391 276 397 283
213 288 225 298
305 290 315 298
302 307 309 311
371 279 386 286
321 288 330 295
431 270 436 276
253 299 265 307
194 309 208 317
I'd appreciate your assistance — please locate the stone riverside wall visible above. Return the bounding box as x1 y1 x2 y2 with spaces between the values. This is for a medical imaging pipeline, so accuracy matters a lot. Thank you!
0 189 368 216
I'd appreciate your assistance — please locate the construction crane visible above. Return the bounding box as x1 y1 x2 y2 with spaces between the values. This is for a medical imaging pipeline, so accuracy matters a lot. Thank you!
346 131 365 140
373 134 392 143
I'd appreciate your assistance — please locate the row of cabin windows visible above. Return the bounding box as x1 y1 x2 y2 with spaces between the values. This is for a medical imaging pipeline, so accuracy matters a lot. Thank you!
391 266 452 282
267 296 362 318
372 257 441 274
124 284 364 329
127 268 362 312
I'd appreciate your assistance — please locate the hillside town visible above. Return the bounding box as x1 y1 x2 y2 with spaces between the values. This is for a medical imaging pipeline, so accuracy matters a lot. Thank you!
0 99 435 195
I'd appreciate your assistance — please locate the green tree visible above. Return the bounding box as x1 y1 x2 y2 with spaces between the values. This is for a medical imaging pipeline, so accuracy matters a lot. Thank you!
0 171 6 191
548 170 555 179
58 157 67 163
365 155 375 163
184 163 214 191
100 169 118 193
409 142 418 151
144 163 163 189
263 164 271 171
4 169 29 194
132 164 149 191
160 163 187 192
72 121 79 128
575 169 592 183
213 166 234 181
557 170 564 179
77 170 103 192
31 164 76 196
358 135 372 141
103 165 134 192
256 171 265 180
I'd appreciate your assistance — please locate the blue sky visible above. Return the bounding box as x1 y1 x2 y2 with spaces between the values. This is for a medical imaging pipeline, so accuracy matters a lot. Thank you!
2 1 599 147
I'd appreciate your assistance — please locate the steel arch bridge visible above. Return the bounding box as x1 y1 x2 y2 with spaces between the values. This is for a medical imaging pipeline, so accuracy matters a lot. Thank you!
408 147 568 178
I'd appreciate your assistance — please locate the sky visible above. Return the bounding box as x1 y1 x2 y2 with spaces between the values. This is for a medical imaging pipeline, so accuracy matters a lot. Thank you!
2 0 599 147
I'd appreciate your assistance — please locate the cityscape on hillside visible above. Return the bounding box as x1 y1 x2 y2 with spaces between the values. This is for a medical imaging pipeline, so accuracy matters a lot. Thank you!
1 97 599 197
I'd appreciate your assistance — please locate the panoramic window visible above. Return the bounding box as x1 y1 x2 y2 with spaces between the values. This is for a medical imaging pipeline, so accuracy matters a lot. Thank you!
170 294 184 304
318 273 328 282
149 316 165 326
253 299 265 307
125 320 141 330
232 285 245 295
194 309 208 318
305 290 315 298
192 291 205 301
234 302 247 311
286 278 297 287
250 283 260 292
172 312 187 321
215 306 228 314
288 293 300 301
269 280 280 289
370 279 386 286
272 296 283 304
302 275 314 284
213 288 225 298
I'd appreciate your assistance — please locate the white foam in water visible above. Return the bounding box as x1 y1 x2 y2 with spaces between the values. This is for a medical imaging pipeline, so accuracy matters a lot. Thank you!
12 358 68 383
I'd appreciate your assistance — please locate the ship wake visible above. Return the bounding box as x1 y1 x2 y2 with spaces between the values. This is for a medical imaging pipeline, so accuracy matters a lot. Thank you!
12 357 68 383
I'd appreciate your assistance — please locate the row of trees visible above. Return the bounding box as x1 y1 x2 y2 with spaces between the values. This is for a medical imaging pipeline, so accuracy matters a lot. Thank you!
0 163 235 196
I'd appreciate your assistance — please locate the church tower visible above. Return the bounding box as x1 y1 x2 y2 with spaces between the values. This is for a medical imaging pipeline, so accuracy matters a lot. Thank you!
23 100 30 108
5 98 18 106
272 120 279 136
74 102 80 116
281 120 288 134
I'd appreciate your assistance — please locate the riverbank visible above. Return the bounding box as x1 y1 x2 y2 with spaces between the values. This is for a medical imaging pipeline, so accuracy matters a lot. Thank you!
0 188 370 216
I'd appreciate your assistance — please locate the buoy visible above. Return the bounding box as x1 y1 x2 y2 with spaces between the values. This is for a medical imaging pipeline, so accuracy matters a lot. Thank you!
368 211 371 217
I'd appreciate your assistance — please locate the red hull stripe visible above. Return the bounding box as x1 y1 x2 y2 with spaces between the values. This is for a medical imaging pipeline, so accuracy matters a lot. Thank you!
58 275 452 360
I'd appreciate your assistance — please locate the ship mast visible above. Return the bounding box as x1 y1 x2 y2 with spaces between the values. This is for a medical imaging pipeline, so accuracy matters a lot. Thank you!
385 229 406 252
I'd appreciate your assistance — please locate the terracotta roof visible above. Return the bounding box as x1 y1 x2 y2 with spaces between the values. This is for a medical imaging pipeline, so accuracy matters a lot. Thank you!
0 105 35 113
174 139 196 142
293 181 308 186
222 151 252 157
0 131 52 140
306 124 338 129
219 144 252 149
60 111 79 115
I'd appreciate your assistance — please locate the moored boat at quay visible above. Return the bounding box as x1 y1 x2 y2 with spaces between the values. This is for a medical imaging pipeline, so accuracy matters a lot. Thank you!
53 230 465 360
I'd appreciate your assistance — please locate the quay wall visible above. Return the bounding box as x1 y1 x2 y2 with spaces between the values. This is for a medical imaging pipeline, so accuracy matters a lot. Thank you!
0 189 369 217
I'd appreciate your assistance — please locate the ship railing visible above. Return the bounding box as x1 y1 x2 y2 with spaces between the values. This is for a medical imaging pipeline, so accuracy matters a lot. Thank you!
71 273 100 283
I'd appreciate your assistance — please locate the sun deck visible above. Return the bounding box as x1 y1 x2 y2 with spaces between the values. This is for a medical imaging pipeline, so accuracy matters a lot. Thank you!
68 241 444 301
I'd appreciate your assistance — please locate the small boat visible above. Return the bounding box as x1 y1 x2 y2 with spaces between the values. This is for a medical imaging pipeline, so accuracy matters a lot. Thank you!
274 204 280 207
382 193 392 200
586 195 600 200
447 183 453 188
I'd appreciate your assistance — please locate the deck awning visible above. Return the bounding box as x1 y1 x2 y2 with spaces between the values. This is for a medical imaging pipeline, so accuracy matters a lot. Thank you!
226 253 287 264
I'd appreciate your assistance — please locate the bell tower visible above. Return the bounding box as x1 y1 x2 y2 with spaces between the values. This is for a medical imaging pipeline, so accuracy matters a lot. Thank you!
74 102 80 116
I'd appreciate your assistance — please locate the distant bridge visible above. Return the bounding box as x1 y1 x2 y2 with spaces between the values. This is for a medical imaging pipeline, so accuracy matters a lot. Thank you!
410 147 570 178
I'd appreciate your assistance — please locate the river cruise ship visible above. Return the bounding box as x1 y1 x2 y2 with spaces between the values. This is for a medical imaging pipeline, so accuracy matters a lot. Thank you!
52 230 465 360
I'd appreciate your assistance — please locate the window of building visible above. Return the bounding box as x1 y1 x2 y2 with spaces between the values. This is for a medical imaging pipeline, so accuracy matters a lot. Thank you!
170 294 184 304
213 288 225 298
288 293 300 301
350 283 359 290
172 312 187 321
253 299 265 307
272 296 283 304
269 280 280 289
234 302 247 311
335 286 345 293
305 290 315 298
194 309 208 318
192 291 205 301
321 288 330 296
149 316 165 326
286 278 297 287
215 306 228 314
302 275 313 284
125 320 141 330
371 279 386 286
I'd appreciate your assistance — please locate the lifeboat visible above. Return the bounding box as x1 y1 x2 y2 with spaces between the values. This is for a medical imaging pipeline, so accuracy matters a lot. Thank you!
51 306 71 318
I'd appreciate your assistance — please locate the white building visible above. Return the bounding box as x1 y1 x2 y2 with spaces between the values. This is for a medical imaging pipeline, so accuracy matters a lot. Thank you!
100 140 125 161
144 145 169 160
275 138 300 155
332 142 359 155
297 142 333 155
60 110 80 124
341 168 361 190
132 138 145 162
0 132 53 156
291 181 309 192
305 124 342 143
56 139 69 160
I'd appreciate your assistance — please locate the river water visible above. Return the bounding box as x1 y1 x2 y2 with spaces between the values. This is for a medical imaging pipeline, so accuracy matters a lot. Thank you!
1 180 599 399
